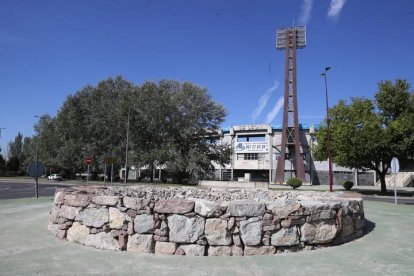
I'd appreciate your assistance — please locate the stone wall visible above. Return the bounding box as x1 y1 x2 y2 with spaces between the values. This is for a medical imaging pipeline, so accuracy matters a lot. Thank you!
48 186 365 256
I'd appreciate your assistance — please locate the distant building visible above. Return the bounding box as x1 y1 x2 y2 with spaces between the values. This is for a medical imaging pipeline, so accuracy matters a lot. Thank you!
206 124 375 186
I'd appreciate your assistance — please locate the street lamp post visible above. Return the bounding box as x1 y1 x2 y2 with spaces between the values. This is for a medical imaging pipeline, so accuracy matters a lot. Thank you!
34 115 44 198
321 67 333 192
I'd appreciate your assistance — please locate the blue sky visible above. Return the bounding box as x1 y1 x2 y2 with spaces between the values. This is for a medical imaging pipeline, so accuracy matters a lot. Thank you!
1 0 413 156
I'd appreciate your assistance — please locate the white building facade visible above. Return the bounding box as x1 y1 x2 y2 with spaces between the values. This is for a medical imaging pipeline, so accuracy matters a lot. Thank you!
208 124 375 186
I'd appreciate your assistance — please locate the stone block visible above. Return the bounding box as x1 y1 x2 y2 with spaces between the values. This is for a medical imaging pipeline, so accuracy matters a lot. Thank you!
339 215 354 237
266 201 301 219
134 214 155 234
127 234 154 253
64 194 90 207
208 246 232 256
240 217 262 246
154 199 195 214
300 219 337 244
244 246 276 256
168 214 205 243
228 201 265 217
109 207 127 230
179 244 205 256
155 242 177 255
271 226 299 246
123 197 149 210
193 199 221 218
54 191 65 205
92 196 119 206
231 245 243 256
233 234 242 246
205 218 232 246
77 208 109 228
58 205 80 220
85 232 120 251
66 222 90 244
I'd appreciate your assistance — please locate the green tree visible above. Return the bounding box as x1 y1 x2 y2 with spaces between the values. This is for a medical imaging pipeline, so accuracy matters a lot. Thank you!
314 79 414 193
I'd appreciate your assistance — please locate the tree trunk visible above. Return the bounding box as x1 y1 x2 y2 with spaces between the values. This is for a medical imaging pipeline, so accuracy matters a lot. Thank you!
379 172 387 193
149 163 154 183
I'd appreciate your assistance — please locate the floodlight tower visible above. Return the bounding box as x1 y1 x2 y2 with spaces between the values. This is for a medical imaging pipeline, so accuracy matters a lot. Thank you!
275 26 306 183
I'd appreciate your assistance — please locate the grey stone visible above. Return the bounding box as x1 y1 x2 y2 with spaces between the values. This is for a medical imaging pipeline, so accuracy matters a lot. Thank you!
127 234 154 253
271 226 299 246
64 194 90 207
193 199 221 218
231 245 243 256
78 208 109 228
233 234 242 246
228 217 235 229
54 191 65 205
179 244 205 256
240 217 262 246
154 199 195 214
208 246 232 256
92 196 119 206
123 197 149 210
155 242 177 255
244 246 276 256
67 222 90 244
168 214 205 243
85 232 120 251
266 201 301 219
309 209 336 222
340 215 354 236
205 218 232 246
109 207 128 229
47 222 60 237
228 201 265 217
58 205 80 220
300 219 337 244
134 214 155 234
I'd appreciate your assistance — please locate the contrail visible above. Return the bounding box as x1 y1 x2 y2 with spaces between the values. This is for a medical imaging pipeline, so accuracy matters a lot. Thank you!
251 81 279 121
328 0 347 19
265 97 284 124
298 0 313 26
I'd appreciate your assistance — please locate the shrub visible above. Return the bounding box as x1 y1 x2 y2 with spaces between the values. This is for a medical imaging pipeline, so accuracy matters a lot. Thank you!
342 180 354 191
287 177 302 189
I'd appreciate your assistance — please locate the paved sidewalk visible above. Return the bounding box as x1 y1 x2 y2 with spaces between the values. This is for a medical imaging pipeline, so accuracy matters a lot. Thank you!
0 197 413 275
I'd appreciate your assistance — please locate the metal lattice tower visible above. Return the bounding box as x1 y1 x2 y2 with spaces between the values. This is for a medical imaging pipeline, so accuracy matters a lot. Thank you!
275 26 306 183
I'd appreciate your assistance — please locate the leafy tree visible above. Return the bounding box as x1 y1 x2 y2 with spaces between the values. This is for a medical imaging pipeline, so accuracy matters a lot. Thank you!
314 79 414 193
7 155 20 175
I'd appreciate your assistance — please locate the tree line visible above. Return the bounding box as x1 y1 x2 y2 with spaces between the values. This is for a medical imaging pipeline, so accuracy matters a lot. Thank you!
2 77 231 182
313 79 414 192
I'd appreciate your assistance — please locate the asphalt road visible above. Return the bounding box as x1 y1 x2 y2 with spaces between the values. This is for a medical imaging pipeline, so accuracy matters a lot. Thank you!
0 181 72 200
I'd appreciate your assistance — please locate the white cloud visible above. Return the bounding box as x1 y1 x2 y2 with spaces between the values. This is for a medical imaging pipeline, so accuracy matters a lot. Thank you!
298 0 313 26
328 0 347 19
251 81 279 121
265 96 284 124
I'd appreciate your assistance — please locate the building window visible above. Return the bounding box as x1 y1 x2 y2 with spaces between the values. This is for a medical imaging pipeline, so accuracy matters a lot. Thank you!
244 153 258 160
237 134 266 142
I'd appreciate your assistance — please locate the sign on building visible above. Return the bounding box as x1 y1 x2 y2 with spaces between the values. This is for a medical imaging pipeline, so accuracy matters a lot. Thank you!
234 142 269 153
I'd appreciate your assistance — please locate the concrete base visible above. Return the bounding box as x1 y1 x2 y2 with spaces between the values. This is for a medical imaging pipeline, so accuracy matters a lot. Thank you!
199 180 268 189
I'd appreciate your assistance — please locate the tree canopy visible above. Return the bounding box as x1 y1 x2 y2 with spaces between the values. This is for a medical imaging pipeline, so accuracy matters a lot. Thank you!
29 77 230 182
313 79 414 192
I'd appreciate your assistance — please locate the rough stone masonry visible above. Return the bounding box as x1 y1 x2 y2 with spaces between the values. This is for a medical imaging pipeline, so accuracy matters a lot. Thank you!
48 186 365 256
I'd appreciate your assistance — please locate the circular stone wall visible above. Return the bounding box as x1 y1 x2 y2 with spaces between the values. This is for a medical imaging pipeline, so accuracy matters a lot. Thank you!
48 186 365 256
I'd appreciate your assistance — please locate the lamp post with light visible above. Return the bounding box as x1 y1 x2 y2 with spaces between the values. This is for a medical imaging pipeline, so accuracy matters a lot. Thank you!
321 67 333 192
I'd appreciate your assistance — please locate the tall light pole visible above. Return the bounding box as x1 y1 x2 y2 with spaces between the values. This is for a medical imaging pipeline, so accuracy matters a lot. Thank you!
321 67 333 192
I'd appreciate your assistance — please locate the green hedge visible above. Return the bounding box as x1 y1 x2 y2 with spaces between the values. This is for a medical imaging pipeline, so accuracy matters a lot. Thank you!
287 177 302 189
